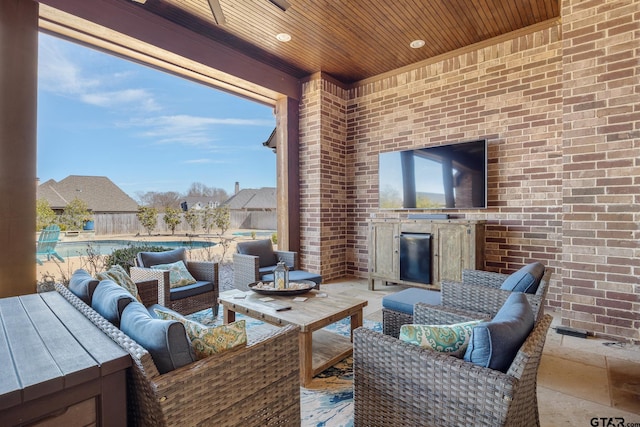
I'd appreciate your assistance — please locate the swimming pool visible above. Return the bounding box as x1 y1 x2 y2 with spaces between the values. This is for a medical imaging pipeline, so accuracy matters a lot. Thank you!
231 231 275 237
55 240 217 258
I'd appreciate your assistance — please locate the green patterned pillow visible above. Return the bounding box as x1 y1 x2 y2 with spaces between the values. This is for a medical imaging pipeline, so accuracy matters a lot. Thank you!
150 260 197 288
97 264 141 302
154 308 247 359
399 320 482 358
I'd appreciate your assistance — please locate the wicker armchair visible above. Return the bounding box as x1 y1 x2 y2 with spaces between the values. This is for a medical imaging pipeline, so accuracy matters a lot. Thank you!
55 282 301 427
354 304 553 427
233 239 322 291
233 245 297 291
383 267 551 338
130 248 219 316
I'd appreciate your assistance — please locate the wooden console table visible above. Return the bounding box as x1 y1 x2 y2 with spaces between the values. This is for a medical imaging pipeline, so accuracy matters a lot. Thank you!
0 291 130 426
368 219 485 290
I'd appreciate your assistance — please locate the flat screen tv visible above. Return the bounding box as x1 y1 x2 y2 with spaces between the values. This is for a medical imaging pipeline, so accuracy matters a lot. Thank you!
378 139 487 210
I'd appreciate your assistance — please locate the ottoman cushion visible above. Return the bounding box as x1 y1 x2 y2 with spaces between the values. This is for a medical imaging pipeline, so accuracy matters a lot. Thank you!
382 287 442 314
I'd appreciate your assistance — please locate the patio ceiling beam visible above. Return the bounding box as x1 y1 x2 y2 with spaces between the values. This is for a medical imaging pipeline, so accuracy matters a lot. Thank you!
37 0 301 101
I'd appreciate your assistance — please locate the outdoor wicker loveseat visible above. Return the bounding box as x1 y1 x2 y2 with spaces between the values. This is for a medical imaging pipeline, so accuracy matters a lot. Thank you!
55 274 300 426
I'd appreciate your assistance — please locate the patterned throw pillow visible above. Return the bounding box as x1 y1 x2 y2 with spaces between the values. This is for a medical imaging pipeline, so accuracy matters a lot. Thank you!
97 264 141 302
150 260 197 288
154 308 247 359
399 320 482 358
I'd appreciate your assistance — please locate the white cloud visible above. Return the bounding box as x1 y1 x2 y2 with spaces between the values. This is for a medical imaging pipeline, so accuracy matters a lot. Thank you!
38 35 160 112
126 114 272 147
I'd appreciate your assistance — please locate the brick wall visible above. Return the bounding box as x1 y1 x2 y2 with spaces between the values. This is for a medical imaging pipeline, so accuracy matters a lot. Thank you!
560 0 640 341
345 24 565 305
299 77 349 279
299 1 639 342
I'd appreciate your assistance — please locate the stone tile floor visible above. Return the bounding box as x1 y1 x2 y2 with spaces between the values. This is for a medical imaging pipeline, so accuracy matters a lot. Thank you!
321 277 640 427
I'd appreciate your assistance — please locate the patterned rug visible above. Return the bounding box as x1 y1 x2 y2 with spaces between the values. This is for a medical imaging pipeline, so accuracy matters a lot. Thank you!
187 307 382 427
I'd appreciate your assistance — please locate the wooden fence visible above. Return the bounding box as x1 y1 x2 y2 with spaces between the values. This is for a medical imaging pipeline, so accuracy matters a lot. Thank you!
93 211 276 236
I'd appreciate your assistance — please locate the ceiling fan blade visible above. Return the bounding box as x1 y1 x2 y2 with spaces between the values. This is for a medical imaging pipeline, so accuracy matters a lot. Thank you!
269 0 291 11
207 0 226 25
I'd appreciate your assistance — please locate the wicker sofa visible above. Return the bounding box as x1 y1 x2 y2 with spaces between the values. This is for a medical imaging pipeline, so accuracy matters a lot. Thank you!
54 280 300 426
383 264 551 338
354 297 553 427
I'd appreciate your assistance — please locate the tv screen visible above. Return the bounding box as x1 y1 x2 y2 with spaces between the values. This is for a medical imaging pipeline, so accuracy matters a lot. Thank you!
378 139 487 210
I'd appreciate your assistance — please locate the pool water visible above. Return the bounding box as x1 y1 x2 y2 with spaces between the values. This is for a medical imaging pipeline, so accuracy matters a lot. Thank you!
232 231 275 237
55 240 216 258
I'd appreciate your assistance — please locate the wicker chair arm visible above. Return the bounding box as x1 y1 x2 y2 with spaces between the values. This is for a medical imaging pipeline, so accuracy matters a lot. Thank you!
186 260 218 283
353 327 516 426
461 269 509 287
152 325 301 425
274 250 297 269
135 279 159 307
413 303 491 325
233 253 260 291
130 267 171 307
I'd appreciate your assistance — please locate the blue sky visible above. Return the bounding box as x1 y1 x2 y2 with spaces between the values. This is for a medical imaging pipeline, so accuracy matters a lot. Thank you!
37 33 277 201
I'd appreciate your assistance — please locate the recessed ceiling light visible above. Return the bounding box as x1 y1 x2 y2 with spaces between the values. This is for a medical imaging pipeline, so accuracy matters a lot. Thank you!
276 33 292 42
410 39 425 49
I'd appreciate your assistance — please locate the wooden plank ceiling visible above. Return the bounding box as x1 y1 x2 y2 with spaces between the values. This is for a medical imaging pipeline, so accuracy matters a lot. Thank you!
139 0 559 84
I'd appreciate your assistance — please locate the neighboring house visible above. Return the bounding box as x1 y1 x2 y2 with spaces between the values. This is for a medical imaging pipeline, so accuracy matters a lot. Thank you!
223 187 276 230
180 197 220 211
37 175 138 214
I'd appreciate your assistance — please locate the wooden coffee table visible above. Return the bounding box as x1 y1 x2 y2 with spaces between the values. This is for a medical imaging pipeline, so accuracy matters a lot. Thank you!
219 289 368 386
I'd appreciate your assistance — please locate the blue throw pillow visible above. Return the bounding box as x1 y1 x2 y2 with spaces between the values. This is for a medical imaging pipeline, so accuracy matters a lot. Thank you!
500 262 545 294
463 292 534 372
68 269 99 305
91 280 135 327
121 302 195 374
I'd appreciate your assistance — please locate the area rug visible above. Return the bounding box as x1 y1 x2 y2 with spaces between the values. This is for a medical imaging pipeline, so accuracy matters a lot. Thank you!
187 306 382 427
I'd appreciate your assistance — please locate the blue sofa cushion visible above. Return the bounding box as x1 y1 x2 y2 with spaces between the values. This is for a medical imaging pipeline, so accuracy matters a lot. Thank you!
91 280 135 327
500 262 545 294
170 281 214 301
464 292 534 372
382 288 442 315
121 302 195 374
68 269 99 305
137 248 187 268
236 239 277 268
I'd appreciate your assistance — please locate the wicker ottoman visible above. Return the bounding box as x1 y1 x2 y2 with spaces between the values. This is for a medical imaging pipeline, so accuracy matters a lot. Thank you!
382 288 442 338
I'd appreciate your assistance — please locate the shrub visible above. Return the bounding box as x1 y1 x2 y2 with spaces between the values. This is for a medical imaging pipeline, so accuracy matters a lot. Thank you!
36 199 56 230
105 244 170 272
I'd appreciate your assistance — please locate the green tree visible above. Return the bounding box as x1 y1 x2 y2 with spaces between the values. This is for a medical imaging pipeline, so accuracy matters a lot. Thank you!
184 208 200 235
136 206 158 236
60 197 91 230
36 199 56 230
201 205 215 234
163 207 182 235
212 205 230 235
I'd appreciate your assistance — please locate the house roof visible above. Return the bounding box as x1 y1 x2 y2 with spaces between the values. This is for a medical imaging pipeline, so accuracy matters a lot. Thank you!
224 187 276 210
38 0 560 102
37 175 139 213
